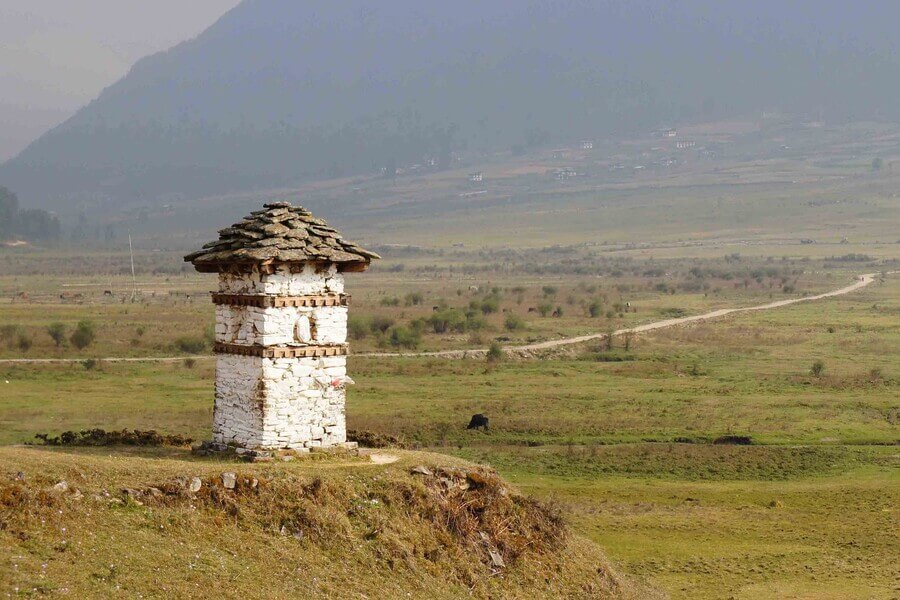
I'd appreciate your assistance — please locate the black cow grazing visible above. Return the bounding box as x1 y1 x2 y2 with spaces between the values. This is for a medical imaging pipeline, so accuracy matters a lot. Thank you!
467 413 489 431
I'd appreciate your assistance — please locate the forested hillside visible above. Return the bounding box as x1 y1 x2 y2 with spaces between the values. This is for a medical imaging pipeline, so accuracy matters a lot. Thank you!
4 0 900 210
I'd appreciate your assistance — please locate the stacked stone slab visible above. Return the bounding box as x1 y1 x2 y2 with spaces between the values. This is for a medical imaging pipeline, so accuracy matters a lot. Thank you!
185 202 378 450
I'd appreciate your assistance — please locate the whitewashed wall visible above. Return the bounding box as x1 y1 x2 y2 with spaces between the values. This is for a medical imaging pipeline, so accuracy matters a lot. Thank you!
213 265 352 450
215 305 347 346
214 355 350 449
218 264 344 295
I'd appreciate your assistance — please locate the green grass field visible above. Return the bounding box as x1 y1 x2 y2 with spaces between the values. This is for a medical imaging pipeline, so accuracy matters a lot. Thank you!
2 277 896 598
2 121 899 598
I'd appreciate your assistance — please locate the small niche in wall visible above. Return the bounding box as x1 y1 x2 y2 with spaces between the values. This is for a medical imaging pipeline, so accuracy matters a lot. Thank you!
294 314 317 344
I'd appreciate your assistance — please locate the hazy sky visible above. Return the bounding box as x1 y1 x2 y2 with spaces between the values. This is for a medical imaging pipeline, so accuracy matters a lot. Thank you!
0 0 241 161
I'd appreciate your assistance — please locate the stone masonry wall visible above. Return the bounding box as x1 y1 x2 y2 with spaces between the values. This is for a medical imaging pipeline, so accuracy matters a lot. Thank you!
214 354 349 449
218 263 344 295
212 265 351 450
215 305 347 346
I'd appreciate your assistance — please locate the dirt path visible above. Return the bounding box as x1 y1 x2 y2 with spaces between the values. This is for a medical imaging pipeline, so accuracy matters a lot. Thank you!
0 272 885 364
363 271 885 359
365 452 401 465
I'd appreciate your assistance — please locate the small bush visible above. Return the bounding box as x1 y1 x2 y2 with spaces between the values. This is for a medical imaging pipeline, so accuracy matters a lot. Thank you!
810 360 825 377
348 315 370 340
346 430 407 449
34 428 192 447
388 326 421 350
70 321 96 350
175 336 207 354
486 341 504 363
16 334 32 352
588 301 602 318
537 302 553 317
403 291 424 306
82 358 99 371
429 309 466 334
504 314 526 331
379 296 400 307
47 323 67 347
370 315 395 334
183 358 197 369
713 435 753 445
480 296 500 315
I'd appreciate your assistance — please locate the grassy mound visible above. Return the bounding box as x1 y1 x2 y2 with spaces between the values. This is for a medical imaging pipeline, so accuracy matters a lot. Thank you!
0 447 660 599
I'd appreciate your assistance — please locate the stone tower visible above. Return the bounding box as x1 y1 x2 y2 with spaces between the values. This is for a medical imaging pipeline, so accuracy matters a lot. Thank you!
185 202 378 450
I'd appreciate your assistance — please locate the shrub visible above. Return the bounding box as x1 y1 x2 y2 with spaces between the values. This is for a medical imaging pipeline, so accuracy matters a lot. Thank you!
70 321 96 350
16 334 32 352
379 296 400 307
34 428 192 447
47 322 67 347
480 296 500 315
403 291 424 306
183 358 197 369
388 326 421 350
537 302 553 317
588 301 602 318
370 315 395 334
810 360 825 377
429 309 466 334
713 435 753 445
174 336 207 354
135 326 145 337
348 315 370 340
486 341 504 363
82 358 99 370
465 312 488 331
541 286 558 296
504 313 526 331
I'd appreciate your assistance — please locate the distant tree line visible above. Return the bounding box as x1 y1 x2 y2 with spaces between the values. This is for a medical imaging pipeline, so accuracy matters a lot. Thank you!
0 186 60 242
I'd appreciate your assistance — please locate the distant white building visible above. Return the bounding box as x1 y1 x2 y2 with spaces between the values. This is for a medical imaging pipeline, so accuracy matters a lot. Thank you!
553 167 578 180
468 172 484 183
580 140 594 150
675 140 696 149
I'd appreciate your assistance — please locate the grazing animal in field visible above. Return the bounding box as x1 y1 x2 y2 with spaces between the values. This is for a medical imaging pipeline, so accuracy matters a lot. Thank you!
467 413 489 431
527 307 537 313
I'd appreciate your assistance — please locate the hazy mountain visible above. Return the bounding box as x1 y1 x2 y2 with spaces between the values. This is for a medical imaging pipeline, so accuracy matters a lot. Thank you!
4 0 900 211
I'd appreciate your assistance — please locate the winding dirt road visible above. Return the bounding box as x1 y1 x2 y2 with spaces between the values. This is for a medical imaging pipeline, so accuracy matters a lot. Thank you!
363 272 883 359
0 272 885 365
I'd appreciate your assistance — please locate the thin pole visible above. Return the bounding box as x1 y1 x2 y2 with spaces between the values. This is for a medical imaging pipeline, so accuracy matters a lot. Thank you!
129 233 137 302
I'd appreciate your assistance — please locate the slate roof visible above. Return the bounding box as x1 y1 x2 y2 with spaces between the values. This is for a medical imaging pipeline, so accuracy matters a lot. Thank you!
184 202 379 271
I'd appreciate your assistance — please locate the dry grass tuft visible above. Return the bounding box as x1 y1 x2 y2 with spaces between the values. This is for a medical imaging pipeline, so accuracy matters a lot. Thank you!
347 429 409 448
